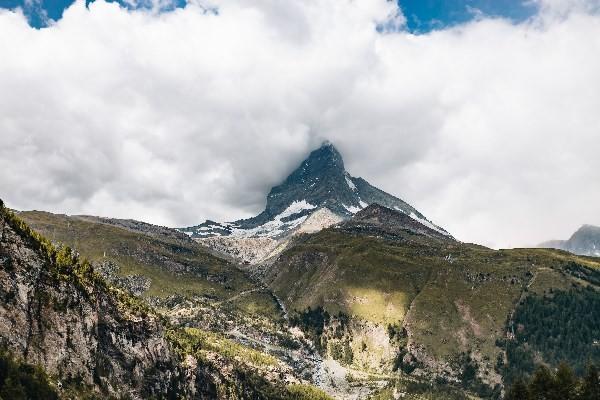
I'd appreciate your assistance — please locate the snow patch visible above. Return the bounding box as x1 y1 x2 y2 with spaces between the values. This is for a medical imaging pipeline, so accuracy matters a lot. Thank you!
190 200 317 239
227 200 316 238
409 212 450 236
345 175 357 191
342 203 362 214
277 200 316 220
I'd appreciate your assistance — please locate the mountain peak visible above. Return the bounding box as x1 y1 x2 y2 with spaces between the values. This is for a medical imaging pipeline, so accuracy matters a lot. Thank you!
538 224 600 257
317 140 340 157
181 142 450 242
288 141 345 182
577 224 600 233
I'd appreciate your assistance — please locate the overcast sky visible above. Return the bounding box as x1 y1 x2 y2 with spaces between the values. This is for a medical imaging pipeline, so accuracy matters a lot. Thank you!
1 0 599 249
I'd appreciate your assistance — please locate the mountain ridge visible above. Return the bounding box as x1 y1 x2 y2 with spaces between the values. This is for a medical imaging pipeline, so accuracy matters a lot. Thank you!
538 224 600 257
180 142 450 261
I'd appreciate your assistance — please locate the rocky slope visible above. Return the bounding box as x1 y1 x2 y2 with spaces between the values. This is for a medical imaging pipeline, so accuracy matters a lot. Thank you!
346 204 455 241
538 224 600 257
0 199 332 400
0 201 184 398
180 142 449 265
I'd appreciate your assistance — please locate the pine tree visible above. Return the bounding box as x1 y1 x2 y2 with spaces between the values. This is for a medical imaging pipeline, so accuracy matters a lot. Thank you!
554 362 576 400
529 366 555 400
579 365 599 400
505 377 531 400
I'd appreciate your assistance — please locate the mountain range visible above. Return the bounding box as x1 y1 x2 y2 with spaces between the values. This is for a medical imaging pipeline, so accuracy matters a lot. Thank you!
0 142 598 400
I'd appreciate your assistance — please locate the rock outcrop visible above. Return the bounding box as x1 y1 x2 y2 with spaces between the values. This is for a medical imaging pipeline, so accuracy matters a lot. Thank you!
0 201 182 399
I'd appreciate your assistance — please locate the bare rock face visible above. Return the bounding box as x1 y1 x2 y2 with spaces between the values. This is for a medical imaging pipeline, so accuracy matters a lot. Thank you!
198 208 344 266
95 260 152 296
0 208 183 399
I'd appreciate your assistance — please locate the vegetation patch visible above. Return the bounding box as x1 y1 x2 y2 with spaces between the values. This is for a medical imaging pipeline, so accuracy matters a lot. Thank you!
167 327 278 368
505 363 599 400
502 286 600 383
0 348 58 400
290 306 331 351
17 210 256 302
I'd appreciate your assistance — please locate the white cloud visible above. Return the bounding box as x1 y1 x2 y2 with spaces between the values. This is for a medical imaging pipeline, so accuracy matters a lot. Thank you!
0 0 599 248
535 0 600 18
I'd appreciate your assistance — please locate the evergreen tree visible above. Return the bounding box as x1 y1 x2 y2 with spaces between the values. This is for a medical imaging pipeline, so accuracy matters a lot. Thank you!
505 363 600 400
528 366 555 400
554 362 577 400
505 377 531 400
580 365 600 400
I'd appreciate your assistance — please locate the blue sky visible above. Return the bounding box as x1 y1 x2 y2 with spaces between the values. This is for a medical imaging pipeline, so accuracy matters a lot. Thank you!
399 0 538 32
0 0 537 30
0 0 186 27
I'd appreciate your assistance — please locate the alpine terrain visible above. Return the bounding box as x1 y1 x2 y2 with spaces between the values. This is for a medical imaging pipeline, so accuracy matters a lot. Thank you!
538 224 600 257
0 143 598 400
181 142 451 264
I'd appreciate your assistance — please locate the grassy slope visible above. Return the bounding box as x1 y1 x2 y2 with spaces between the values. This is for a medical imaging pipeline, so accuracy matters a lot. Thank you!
268 227 600 382
269 231 433 325
17 211 280 315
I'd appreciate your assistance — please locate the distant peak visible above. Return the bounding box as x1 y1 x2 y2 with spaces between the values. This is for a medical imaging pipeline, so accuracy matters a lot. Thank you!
182 140 450 240
574 224 600 235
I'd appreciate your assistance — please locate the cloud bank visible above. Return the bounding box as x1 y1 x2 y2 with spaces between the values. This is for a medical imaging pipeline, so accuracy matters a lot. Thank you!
1 0 599 248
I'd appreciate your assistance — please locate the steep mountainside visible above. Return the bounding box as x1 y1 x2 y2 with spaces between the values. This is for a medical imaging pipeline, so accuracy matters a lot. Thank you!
17 210 279 310
180 143 450 264
0 199 333 400
0 203 182 399
266 205 600 398
538 224 600 257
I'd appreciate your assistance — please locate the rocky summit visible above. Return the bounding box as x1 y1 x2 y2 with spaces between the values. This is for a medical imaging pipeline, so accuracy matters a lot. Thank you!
538 224 600 257
180 143 450 264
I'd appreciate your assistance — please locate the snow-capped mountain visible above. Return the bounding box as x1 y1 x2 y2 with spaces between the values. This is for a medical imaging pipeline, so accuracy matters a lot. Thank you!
180 142 450 264
181 142 449 241
538 224 600 257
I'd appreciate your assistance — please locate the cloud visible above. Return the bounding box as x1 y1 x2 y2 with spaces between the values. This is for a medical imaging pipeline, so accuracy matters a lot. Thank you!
536 0 600 17
0 0 599 248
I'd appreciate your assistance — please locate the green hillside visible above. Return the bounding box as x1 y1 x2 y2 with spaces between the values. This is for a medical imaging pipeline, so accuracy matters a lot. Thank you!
17 210 281 318
266 206 600 396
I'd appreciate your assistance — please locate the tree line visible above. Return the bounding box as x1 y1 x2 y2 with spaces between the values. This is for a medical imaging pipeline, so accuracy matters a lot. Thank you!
505 363 598 400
